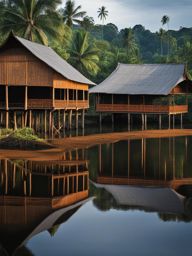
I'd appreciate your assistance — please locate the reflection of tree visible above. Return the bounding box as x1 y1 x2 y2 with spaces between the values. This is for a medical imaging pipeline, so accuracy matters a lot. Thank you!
14 246 34 256
158 198 192 223
48 225 60 237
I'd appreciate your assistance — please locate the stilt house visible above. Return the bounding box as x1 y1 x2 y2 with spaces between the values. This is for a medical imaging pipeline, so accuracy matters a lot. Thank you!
90 64 192 128
0 33 94 131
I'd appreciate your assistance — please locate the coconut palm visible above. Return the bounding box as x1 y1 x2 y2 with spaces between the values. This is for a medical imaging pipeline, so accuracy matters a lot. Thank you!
61 0 86 28
158 28 165 56
121 28 139 63
0 0 63 46
69 31 100 76
81 16 94 31
161 15 170 56
97 6 108 39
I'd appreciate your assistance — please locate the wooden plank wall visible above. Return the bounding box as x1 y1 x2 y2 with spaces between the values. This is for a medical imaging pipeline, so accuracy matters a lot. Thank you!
0 48 53 87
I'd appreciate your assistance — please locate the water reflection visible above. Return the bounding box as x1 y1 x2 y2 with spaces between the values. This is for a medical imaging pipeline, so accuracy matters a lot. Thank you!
0 152 89 256
88 137 192 221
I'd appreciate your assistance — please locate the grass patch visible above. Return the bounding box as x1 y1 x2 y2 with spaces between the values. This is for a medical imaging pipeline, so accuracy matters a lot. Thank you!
0 128 54 150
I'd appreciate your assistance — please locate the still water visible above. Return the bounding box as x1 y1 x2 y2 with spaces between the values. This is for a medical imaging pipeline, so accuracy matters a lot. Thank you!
0 136 192 255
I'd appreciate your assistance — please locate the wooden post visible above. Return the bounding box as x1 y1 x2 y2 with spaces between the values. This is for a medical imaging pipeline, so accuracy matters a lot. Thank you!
25 86 28 111
58 109 61 130
159 114 162 129
76 110 79 129
14 111 17 130
181 113 183 129
44 110 47 133
24 111 28 127
69 110 72 129
145 114 147 130
22 112 25 128
142 114 144 130
82 109 85 129
128 113 131 131
63 110 66 131
29 110 32 128
168 114 171 129
173 115 175 129
99 113 102 130
5 85 9 129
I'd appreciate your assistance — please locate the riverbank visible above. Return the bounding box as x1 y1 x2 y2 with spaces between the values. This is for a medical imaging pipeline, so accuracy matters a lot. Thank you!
1 129 192 159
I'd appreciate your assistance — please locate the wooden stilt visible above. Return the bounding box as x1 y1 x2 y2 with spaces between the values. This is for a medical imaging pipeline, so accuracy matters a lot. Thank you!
181 113 183 129
58 109 61 130
69 110 72 130
145 114 147 130
168 114 171 129
24 111 28 127
63 110 66 131
5 111 9 129
142 114 144 130
44 110 47 134
29 110 32 128
173 115 175 129
14 111 17 130
82 109 85 129
128 113 131 131
21 112 25 128
159 114 162 129
99 113 102 130
76 110 79 129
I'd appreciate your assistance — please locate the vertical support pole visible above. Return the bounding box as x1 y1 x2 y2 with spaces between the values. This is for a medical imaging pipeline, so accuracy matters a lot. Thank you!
128 113 131 131
99 113 102 131
145 114 147 130
63 110 66 131
173 115 175 129
168 114 171 129
58 109 61 130
142 114 144 130
14 111 17 130
5 85 9 129
181 113 183 129
44 110 47 134
69 110 72 130
25 86 28 111
159 114 162 129
76 110 79 129
81 109 85 129
22 112 25 128
29 110 32 128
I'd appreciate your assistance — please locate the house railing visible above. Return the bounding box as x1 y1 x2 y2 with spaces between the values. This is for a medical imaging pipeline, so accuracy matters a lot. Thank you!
96 104 188 114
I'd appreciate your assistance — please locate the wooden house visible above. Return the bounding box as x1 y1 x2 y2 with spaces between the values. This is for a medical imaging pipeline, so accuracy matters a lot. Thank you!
0 33 94 132
90 64 192 129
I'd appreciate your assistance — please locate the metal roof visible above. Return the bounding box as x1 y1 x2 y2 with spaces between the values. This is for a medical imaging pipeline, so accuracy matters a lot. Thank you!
13 35 94 85
90 63 187 95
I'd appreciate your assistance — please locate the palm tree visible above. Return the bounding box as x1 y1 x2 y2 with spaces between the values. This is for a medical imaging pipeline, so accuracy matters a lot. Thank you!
161 15 170 57
158 28 165 56
81 16 94 31
0 0 63 46
121 28 140 63
97 6 108 39
69 31 100 76
61 0 86 28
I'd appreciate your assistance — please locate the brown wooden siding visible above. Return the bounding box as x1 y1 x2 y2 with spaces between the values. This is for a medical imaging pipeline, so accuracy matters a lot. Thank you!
53 73 88 90
28 99 53 109
96 104 188 114
0 48 53 86
54 100 89 109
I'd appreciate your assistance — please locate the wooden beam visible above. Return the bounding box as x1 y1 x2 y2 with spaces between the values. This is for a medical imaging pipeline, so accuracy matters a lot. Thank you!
25 86 28 110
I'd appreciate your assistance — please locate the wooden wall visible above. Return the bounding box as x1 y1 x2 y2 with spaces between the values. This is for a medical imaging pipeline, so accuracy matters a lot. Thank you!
0 48 53 87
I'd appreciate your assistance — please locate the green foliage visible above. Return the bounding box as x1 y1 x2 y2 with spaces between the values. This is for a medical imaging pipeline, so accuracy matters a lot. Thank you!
0 0 63 45
61 0 86 27
11 128 42 141
69 30 100 77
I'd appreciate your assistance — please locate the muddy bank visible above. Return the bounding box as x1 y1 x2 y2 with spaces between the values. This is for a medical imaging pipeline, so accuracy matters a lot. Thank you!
51 129 192 151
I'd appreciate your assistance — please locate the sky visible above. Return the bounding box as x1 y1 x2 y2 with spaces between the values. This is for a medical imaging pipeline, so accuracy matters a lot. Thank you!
63 0 192 32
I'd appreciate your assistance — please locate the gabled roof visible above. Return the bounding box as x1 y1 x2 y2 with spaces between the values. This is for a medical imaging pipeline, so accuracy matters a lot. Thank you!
90 63 188 95
1 34 94 85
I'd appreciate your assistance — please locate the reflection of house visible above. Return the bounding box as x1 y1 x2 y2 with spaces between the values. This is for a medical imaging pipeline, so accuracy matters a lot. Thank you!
93 182 185 214
90 64 192 128
0 157 90 255
0 33 94 131
92 137 192 190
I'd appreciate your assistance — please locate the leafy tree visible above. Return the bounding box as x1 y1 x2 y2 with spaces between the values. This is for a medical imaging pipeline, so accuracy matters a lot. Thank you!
97 6 108 39
0 0 63 45
61 0 86 28
157 28 165 56
69 30 100 77
81 16 94 31
120 28 140 63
